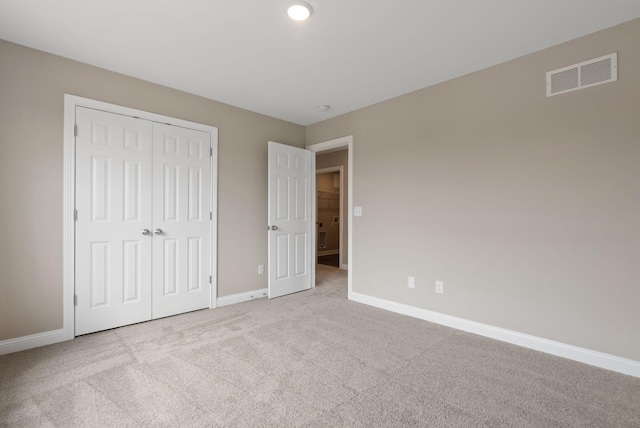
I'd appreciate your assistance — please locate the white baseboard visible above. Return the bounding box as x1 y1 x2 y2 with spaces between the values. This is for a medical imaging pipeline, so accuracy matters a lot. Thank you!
2 287 270 355
0 329 68 356
340 264 348 271
217 288 268 307
350 292 640 379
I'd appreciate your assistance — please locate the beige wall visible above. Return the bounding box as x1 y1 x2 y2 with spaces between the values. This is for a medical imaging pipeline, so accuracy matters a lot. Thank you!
316 150 349 265
0 40 305 341
307 19 640 361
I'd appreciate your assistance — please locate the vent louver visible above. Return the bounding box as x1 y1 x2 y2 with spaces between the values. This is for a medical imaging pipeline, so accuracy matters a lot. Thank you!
546 53 617 97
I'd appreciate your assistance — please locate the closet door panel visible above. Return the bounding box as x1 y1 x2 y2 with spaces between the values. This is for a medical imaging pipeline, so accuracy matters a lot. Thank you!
75 107 153 335
152 123 211 319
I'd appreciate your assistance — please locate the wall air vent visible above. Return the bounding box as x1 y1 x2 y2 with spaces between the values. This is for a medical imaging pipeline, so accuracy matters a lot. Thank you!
546 53 617 97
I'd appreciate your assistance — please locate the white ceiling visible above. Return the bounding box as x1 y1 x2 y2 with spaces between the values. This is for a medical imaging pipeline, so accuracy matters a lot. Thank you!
1 1 639 125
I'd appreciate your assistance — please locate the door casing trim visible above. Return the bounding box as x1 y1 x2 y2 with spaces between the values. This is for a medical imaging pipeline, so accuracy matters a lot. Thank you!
63 94 219 340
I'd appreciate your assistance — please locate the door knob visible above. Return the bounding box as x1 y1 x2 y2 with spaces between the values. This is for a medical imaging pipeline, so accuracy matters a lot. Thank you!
154 229 163 235
270 225 278 231
142 229 150 235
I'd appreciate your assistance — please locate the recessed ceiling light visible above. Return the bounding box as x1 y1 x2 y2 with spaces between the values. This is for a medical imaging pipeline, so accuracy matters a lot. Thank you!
317 105 331 112
287 2 313 21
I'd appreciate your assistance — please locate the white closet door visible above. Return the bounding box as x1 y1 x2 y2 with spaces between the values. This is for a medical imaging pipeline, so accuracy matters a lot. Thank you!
75 107 153 335
152 123 211 318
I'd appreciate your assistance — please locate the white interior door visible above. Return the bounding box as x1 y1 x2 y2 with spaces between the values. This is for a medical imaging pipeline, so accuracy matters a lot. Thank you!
152 123 211 318
75 107 153 335
268 141 313 298
75 108 213 334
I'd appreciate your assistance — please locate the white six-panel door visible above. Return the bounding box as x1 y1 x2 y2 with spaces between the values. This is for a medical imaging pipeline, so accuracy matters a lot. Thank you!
75 107 153 335
152 123 211 318
75 107 212 335
268 141 313 298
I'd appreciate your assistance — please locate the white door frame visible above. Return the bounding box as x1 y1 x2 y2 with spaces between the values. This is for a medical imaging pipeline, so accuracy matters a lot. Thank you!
307 136 353 299
315 166 344 269
62 94 218 340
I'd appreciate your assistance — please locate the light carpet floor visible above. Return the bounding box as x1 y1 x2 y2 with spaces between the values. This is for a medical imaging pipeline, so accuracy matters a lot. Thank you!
1 265 639 427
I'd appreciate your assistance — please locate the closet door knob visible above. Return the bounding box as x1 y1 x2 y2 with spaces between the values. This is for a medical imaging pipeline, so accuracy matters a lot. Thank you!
142 229 150 235
154 229 163 235
270 225 278 231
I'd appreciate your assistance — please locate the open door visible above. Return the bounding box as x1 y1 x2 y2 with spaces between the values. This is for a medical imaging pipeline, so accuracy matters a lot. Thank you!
268 141 314 298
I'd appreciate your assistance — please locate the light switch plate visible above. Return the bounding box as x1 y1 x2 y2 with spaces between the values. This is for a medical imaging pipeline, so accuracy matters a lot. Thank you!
408 276 415 288
354 206 363 216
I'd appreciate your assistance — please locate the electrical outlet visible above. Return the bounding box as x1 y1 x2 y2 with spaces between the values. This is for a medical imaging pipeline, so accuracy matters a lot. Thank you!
436 281 444 294
408 276 415 289
258 264 265 275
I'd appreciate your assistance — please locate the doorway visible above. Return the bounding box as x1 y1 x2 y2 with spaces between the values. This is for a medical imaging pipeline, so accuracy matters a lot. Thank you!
307 136 353 299
74 107 214 335
62 95 218 340
316 167 343 269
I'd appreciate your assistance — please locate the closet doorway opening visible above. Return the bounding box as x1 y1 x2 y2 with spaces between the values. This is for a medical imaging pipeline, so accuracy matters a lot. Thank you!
62 95 218 341
316 167 344 269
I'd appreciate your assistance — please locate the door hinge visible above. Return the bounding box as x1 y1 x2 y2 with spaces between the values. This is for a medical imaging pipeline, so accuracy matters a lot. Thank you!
74 209 78 221
209 275 212 284
74 295 77 306
74 124 78 137
210 147 213 157
210 212 213 220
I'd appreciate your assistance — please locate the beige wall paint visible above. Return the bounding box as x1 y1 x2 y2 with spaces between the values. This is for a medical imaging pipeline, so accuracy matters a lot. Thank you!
306 19 640 361
316 149 349 265
0 40 304 341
